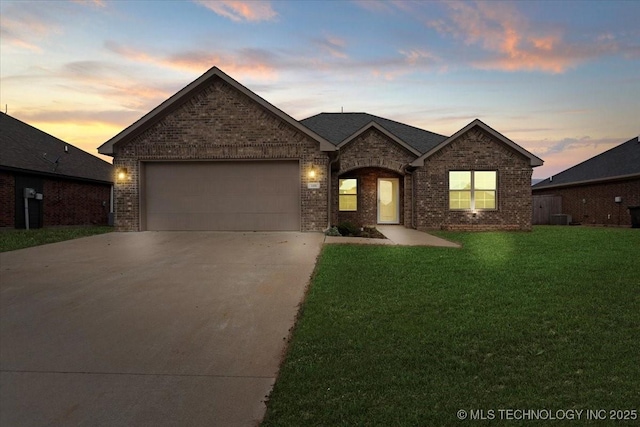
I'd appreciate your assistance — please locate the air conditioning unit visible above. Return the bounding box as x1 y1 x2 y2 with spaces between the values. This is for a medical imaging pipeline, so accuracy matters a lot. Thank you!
550 214 572 225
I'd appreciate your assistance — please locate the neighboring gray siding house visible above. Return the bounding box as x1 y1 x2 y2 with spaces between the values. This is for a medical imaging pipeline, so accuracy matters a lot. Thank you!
98 66 543 232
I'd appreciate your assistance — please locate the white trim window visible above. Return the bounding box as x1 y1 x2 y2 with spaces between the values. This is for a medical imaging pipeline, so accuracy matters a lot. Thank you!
449 171 497 210
339 178 358 211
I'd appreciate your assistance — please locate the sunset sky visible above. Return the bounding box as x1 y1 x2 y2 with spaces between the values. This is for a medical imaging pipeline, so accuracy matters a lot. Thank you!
1 0 638 179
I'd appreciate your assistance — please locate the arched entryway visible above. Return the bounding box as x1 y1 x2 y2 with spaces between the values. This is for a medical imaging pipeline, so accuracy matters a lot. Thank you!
332 167 405 227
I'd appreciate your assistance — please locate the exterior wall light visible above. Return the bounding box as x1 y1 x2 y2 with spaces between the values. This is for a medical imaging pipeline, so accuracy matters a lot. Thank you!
308 165 317 179
117 168 128 181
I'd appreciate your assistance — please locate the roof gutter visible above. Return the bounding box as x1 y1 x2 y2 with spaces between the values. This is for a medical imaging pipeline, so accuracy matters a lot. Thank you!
0 165 113 185
532 172 640 191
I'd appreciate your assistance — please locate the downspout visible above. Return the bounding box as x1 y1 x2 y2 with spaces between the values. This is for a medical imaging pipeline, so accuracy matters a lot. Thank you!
403 164 417 229
327 151 340 230
110 184 114 226
24 193 30 230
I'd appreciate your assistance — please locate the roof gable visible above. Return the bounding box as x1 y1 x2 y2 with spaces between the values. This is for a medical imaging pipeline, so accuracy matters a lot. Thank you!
0 113 113 183
301 112 447 154
337 121 422 156
533 136 640 188
411 119 544 167
98 66 335 155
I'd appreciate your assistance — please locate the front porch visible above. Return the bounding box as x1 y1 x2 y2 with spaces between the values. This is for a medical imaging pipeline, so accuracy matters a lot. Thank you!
330 166 412 228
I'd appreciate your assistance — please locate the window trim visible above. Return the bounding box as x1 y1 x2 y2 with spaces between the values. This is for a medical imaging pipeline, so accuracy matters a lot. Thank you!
339 178 358 212
448 170 497 211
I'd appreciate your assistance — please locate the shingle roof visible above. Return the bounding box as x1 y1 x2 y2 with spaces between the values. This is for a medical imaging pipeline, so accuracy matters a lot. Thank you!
0 113 113 183
300 113 448 154
533 137 640 188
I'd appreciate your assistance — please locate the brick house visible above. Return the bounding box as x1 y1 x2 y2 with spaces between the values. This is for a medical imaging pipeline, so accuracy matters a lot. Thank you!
532 137 640 226
98 66 543 232
0 113 113 229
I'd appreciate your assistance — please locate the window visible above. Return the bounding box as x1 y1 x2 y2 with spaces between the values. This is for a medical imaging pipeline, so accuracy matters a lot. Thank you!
449 171 496 210
339 178 357 211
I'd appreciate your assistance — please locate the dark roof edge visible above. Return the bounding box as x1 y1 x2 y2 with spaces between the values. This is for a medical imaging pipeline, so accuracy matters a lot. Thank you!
532 172 640 190
98 67 335 155
0 165 113 185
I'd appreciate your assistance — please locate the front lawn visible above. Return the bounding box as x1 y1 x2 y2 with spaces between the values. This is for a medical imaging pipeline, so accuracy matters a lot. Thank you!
0 226 112 252
263 226 640 426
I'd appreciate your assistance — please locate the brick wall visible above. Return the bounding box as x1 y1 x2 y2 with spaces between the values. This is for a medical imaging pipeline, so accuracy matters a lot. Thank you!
532 178 640 226
338 128 416 175
414 127 533 231
113 77 327 231
43 178 111 226
0 171 111 228
330 128 416 227
0 171 15 227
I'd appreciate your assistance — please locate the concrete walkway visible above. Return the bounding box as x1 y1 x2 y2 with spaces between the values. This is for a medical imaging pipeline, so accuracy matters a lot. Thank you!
324 225 460 248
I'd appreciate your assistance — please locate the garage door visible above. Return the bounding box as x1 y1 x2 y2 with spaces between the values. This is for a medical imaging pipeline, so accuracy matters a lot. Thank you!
144 161 300 231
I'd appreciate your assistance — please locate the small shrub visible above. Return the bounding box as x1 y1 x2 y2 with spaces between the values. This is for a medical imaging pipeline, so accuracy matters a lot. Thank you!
325 226 341 236
336 221 359 237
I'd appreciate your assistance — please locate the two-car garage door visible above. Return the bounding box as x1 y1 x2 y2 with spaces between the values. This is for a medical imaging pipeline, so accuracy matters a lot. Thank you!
144 161 300 231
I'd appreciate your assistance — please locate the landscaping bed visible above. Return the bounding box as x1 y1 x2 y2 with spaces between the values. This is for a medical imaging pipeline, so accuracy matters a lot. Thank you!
326 222 386 239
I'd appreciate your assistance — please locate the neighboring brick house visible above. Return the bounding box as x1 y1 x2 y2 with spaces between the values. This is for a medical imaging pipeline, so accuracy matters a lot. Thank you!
532 137 640 226
0 113 113 229
98 66 543 232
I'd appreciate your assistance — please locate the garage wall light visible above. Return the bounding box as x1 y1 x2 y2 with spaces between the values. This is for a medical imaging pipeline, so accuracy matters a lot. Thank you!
308 165 317 179
117 168 128 181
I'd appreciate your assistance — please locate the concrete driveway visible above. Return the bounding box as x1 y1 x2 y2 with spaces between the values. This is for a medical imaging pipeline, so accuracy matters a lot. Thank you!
0 231 323 426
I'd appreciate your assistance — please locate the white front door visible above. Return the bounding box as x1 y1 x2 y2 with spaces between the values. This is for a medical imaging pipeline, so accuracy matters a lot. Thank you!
377 178 400 224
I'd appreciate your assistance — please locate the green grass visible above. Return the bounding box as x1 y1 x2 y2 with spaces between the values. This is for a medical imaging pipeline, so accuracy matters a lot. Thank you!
262 227 640 426
0 226 112 252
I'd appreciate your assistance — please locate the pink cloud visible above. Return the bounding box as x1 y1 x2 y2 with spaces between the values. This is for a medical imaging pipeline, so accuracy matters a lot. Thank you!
313 35 348 59
193 0 277 22
523 136 624 179
105 41 279 80
168 50 279 79
103 42 160 66
400 49 439 66
16 109 140 127
428 1 619 73
371 49 443 80
353 0 416 14
47 60 177 111
71 0 106 7
2 37 42 52
0 3 60 52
